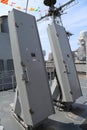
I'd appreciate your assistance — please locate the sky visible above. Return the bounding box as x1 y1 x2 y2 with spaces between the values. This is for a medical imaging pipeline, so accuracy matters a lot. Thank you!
0 0 87 59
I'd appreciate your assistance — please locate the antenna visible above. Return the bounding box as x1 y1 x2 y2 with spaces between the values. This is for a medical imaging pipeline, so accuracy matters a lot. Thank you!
25 0 29 13
37 0 77 24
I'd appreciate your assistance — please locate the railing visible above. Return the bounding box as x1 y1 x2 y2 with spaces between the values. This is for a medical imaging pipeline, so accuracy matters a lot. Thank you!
0 70 16 91
0 65 56 91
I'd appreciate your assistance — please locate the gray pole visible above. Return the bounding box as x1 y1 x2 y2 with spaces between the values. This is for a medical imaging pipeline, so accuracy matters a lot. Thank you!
25 0 29 13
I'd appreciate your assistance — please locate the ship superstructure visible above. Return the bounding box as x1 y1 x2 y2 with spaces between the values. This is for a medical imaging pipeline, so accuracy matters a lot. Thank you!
0 0 87 130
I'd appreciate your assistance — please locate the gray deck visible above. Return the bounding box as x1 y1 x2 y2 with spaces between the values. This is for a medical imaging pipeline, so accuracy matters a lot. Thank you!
0 75 87 130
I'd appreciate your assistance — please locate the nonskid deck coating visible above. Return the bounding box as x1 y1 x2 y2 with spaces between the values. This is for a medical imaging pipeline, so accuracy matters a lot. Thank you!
0 76 87 130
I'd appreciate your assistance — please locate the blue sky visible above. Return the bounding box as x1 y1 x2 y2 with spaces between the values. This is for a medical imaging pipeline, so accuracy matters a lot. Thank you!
0 0 87 59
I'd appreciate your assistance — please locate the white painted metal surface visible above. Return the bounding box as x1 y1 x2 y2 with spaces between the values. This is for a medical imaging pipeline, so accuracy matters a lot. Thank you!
0 126 4 130
8 9 54 127
47 23 82 102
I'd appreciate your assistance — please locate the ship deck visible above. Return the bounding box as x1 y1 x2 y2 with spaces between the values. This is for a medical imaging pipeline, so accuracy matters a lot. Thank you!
0 74 87 130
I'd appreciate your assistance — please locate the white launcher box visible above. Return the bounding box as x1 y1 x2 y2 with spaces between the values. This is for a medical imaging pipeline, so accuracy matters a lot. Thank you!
8 9 54 127
47 23 82 102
